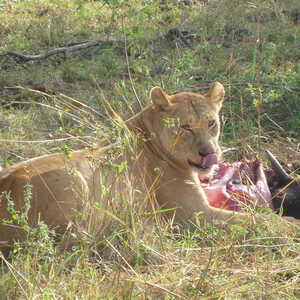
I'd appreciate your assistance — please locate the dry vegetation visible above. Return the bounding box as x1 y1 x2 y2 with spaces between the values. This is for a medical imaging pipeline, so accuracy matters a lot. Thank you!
0 0 300 299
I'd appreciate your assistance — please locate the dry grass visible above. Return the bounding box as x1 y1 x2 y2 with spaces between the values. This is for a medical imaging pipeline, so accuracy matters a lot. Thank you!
0 0 300 299
0 88 299 299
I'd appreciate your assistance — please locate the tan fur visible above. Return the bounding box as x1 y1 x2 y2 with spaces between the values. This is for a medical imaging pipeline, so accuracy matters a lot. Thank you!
0 82 298 254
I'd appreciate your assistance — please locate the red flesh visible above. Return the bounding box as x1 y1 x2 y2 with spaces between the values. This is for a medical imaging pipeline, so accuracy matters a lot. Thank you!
200 160 273 211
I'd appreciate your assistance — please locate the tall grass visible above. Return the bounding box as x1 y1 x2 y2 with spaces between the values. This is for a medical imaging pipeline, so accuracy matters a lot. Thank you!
0 85 299 300
0 0 300 298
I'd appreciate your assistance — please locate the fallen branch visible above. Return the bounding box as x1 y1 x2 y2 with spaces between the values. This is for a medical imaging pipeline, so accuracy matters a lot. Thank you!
1 27 194 64
1 40 116 62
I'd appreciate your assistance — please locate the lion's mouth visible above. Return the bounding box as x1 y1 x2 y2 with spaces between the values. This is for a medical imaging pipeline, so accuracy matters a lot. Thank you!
199 160 273 211
188 153 218 170
188 160 209 170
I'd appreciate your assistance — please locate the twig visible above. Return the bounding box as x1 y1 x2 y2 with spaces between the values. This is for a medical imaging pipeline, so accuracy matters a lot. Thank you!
131 278 187 299
0 251 34 298
0 100 96 131
0 136 91 143
195 246 213 293
105 239 138 276
255 10 262 152
122 18 143 109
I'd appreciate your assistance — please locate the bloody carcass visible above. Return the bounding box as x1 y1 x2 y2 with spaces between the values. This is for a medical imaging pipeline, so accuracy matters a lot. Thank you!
199 151 300 219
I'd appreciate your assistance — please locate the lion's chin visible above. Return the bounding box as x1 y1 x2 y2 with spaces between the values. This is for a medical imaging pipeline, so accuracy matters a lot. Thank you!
188 161 216 179
188 160 213 171
199 160 273 212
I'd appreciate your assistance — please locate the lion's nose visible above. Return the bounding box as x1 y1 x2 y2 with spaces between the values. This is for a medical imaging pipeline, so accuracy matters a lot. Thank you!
199 153 218 169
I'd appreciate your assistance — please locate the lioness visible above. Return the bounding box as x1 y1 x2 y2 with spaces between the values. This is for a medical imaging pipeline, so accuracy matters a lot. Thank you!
0 82 297 254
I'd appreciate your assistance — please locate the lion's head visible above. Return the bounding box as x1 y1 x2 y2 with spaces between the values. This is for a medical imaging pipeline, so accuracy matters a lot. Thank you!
137 82 225 176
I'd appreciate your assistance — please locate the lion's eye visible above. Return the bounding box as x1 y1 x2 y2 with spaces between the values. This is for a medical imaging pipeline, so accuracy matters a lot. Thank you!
208 120 216 129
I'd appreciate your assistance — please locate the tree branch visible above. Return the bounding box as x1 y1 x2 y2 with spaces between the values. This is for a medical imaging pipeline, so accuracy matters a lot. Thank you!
1 40 116 62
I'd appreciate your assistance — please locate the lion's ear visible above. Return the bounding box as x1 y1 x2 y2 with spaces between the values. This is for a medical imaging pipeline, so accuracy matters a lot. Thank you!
206 82 225 111
150 87 170 109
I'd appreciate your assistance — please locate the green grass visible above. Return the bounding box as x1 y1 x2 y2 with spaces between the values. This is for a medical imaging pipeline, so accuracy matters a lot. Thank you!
0 0 300 298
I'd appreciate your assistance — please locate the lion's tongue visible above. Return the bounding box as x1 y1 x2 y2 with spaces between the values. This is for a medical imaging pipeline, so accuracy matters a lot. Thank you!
201 153 218 168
